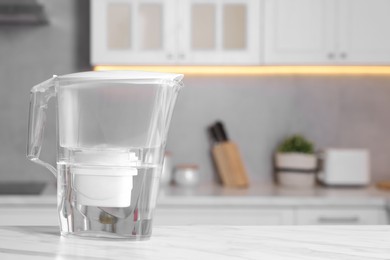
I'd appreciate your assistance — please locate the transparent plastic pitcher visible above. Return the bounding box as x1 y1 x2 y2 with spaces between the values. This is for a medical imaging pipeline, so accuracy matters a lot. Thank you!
27 71 183 240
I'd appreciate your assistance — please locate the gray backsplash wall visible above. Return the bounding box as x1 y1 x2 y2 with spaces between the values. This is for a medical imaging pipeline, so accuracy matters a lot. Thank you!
0 0 88 182
0 1 390 183
168 76 390 183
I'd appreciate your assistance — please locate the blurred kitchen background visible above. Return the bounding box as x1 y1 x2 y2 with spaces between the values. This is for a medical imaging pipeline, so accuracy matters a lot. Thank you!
2 0 390 185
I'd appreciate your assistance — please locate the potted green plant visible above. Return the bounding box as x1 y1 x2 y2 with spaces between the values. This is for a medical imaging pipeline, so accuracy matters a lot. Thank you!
275 135 317 188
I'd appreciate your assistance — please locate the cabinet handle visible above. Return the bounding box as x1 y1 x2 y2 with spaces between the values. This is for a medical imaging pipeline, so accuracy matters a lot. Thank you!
327 53 335 59
178 53 185 59
340 52 347 59
318 216 359 224
166 53 173 60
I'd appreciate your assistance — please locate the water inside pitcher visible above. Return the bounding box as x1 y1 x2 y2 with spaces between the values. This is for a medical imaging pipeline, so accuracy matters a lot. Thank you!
27 71 183 240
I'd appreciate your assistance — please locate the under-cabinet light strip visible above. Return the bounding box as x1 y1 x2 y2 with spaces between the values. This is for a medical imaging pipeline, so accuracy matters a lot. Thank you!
94 66 390 76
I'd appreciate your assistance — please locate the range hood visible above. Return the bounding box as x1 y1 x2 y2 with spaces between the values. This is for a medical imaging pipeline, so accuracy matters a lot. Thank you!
0 0 48 25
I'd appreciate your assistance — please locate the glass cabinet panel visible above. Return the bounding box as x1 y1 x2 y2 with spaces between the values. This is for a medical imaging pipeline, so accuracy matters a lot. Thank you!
139 4 163 50
107 3 131 49
191 4 216 50
223 4 246 50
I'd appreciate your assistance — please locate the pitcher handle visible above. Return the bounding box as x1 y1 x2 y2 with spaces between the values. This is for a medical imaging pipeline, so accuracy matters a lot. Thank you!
27 76 57 177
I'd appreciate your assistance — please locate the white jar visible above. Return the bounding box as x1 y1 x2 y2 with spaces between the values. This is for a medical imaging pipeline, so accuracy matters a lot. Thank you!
173 165 199 187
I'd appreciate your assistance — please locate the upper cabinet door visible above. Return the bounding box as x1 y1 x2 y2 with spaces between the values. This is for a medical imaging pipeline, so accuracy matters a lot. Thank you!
91 0 176 65
338 0 390 64
179 0 261 65
264 0 336 64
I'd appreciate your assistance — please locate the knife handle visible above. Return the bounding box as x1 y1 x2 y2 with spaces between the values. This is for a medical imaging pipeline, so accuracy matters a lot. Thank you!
215 121 229 142
208 126 221 143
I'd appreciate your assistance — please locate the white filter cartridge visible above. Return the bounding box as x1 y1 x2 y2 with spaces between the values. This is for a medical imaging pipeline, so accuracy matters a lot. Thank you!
73 167 138 207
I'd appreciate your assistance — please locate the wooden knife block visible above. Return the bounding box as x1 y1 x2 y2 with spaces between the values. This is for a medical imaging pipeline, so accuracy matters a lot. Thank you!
212 141 249 188
376 181 390 191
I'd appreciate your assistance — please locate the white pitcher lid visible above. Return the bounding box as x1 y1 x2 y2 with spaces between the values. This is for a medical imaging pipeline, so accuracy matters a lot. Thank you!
57 70 183 82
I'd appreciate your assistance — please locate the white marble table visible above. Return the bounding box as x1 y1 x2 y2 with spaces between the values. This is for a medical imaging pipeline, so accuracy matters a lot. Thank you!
0 226 389 259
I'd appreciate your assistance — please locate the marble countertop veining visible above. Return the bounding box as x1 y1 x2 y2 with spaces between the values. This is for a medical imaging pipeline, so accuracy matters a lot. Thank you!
0 225 389 259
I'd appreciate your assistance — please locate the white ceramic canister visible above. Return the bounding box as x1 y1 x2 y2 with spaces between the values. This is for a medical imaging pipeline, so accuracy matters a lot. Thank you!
173 164 199 187
275 153 317 188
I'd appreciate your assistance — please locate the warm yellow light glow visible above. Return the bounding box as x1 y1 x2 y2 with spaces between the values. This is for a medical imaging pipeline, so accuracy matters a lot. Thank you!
94 65 390 76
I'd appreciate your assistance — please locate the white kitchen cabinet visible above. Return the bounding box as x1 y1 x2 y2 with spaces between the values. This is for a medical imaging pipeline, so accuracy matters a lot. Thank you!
91 0 177 65
178 0 261 64
296 207 388 225
338 0 390 64
264 0 336 64
91 0 261 65
155 205 388 226
154 206 294 225
0 202 387 226
0 206 58 226
265 0 390 64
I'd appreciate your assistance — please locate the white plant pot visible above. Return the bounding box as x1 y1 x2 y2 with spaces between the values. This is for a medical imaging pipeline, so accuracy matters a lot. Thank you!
275 153 317 188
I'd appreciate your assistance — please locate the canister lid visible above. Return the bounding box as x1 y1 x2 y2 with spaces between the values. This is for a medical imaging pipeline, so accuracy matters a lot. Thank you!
175 164 199 170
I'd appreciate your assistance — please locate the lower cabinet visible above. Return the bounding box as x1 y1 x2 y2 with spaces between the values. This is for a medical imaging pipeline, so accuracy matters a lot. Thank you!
296 208 388 225
0 203 388 226
154 205 389 226
0 207 58 226
154 207 294 226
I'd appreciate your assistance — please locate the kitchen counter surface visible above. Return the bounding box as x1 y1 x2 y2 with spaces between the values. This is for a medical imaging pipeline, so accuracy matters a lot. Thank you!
0 225 389 259
0 182 389 207
158 183 390 207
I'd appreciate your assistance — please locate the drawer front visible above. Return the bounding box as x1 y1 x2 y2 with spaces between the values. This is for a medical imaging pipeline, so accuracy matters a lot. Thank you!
296 208 383 225
0 207 58 226
154 207 294 226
